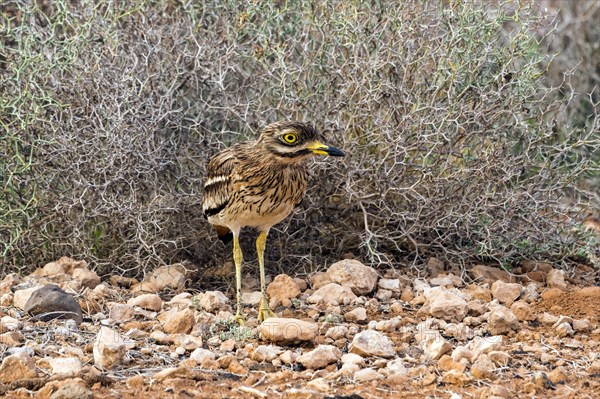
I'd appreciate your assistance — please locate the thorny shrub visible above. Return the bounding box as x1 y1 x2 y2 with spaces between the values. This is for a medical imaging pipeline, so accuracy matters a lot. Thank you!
1 1 598 279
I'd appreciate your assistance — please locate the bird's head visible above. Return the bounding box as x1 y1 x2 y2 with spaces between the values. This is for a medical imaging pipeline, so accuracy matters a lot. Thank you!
258 121 345 160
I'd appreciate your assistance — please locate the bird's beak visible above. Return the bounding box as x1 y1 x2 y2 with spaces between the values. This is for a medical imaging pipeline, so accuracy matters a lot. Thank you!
307 141 345 157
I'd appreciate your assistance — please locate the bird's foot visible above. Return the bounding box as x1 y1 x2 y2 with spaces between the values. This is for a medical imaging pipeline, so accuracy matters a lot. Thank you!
233 312 245 326
258 297 276 322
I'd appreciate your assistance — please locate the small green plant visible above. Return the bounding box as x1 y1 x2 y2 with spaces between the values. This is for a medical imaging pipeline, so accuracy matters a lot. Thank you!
191 295 202 310
214 319 255 342
290 298 301 309
318 313 344 324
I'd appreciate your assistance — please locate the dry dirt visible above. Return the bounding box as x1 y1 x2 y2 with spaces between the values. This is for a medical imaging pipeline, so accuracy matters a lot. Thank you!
1 258 599 399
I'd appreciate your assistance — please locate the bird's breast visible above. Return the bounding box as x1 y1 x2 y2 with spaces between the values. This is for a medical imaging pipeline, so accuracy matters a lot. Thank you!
222 164 308 229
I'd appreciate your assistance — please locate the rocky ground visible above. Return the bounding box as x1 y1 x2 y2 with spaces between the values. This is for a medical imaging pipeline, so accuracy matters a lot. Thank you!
0 256 599 399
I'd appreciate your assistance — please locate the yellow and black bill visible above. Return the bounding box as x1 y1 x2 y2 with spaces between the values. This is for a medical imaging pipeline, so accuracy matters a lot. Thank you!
307 141 345 157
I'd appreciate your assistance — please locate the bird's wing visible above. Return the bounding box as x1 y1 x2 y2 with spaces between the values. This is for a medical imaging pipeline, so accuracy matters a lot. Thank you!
202 147 238 218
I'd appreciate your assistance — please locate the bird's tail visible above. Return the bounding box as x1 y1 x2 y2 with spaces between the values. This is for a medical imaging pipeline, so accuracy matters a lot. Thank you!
213 225 233 244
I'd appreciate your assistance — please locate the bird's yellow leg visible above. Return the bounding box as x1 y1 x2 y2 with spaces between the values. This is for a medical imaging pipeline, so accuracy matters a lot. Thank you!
233 234 245 325
257 230 276 322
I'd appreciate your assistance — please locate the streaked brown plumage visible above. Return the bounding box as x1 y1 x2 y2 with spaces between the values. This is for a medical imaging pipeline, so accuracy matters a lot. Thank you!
201 121 345 323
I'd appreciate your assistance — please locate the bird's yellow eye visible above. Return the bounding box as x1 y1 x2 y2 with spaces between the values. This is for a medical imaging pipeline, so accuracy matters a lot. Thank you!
282 133 297 144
